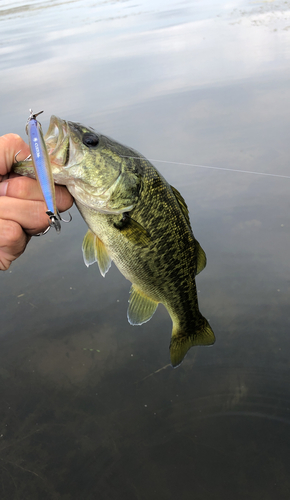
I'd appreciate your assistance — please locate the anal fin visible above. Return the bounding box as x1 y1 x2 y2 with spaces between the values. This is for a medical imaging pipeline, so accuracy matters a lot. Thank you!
128 285 158 325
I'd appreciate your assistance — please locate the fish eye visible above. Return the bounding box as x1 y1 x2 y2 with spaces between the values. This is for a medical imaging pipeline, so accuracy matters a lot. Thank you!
82 132 99 148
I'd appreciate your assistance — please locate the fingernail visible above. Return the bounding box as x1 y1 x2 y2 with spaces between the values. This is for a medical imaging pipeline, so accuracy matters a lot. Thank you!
0 180 8 196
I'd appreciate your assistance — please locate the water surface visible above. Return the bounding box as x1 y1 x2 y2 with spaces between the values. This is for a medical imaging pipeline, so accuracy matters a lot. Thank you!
1 1 290 498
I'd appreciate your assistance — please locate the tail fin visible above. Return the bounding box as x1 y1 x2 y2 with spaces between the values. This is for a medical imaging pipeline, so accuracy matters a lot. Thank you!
169 315 215 368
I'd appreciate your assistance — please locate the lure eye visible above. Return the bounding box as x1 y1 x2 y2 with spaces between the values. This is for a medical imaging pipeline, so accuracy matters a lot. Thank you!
82 132 99 148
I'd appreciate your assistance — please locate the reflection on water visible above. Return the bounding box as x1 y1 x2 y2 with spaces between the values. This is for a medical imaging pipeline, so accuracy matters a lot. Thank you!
1 359 290 498
1 0 290 498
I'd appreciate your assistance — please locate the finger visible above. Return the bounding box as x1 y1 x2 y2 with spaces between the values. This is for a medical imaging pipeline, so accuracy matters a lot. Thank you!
0 176 74 212
0 196 52 235
0 176 42 200
0 219 30 271
0 134 30 176
55 185 74 212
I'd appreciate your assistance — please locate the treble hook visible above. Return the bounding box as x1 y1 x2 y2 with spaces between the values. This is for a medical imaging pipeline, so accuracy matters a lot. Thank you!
34 225 51 237
14 150 31 163
58 211 72 223
47 210 72 230
34 211 72 237
46 210 61 233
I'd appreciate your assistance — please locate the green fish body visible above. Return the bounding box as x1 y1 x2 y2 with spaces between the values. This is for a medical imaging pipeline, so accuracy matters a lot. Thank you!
14 116 215 366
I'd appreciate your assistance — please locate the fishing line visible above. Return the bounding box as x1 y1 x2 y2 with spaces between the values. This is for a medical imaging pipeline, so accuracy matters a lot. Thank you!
120 156 290 180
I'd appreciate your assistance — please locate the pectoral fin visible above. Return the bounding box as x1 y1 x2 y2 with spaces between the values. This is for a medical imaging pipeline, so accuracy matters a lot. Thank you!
114 214 151 247
169 315 215 368
127 285 158 325
82 230 97 266
82 229 111 277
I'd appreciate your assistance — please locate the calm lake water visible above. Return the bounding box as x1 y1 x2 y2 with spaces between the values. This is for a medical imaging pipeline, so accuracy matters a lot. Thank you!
1 0 290 498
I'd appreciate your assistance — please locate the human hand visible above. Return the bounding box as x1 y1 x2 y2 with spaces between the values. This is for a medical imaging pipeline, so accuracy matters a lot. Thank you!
0 133 73 271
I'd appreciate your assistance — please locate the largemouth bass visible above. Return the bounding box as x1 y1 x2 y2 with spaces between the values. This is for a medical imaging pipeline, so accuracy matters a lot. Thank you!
14 115 215 367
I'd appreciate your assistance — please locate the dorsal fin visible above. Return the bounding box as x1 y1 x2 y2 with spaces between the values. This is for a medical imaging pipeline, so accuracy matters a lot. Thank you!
82 229 112 277
196 241 207 275
170 186 206 275
127 285 158 325
170 185 191 227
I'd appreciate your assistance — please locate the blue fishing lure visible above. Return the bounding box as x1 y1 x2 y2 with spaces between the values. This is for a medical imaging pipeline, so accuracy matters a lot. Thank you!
26 109 61 232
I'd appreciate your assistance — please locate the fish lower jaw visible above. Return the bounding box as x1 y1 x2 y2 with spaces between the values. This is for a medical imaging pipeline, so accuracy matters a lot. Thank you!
70 187 134 214
67 187 108 213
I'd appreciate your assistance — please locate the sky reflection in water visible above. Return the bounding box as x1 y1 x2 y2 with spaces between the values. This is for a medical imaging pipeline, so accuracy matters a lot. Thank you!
1 1 290 498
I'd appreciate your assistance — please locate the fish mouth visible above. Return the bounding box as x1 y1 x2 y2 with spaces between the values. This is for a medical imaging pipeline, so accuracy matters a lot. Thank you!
43 116 122 203
44 115 70 167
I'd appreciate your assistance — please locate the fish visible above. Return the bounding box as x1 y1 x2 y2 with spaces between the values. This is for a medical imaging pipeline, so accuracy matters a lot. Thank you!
14 115 215 367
